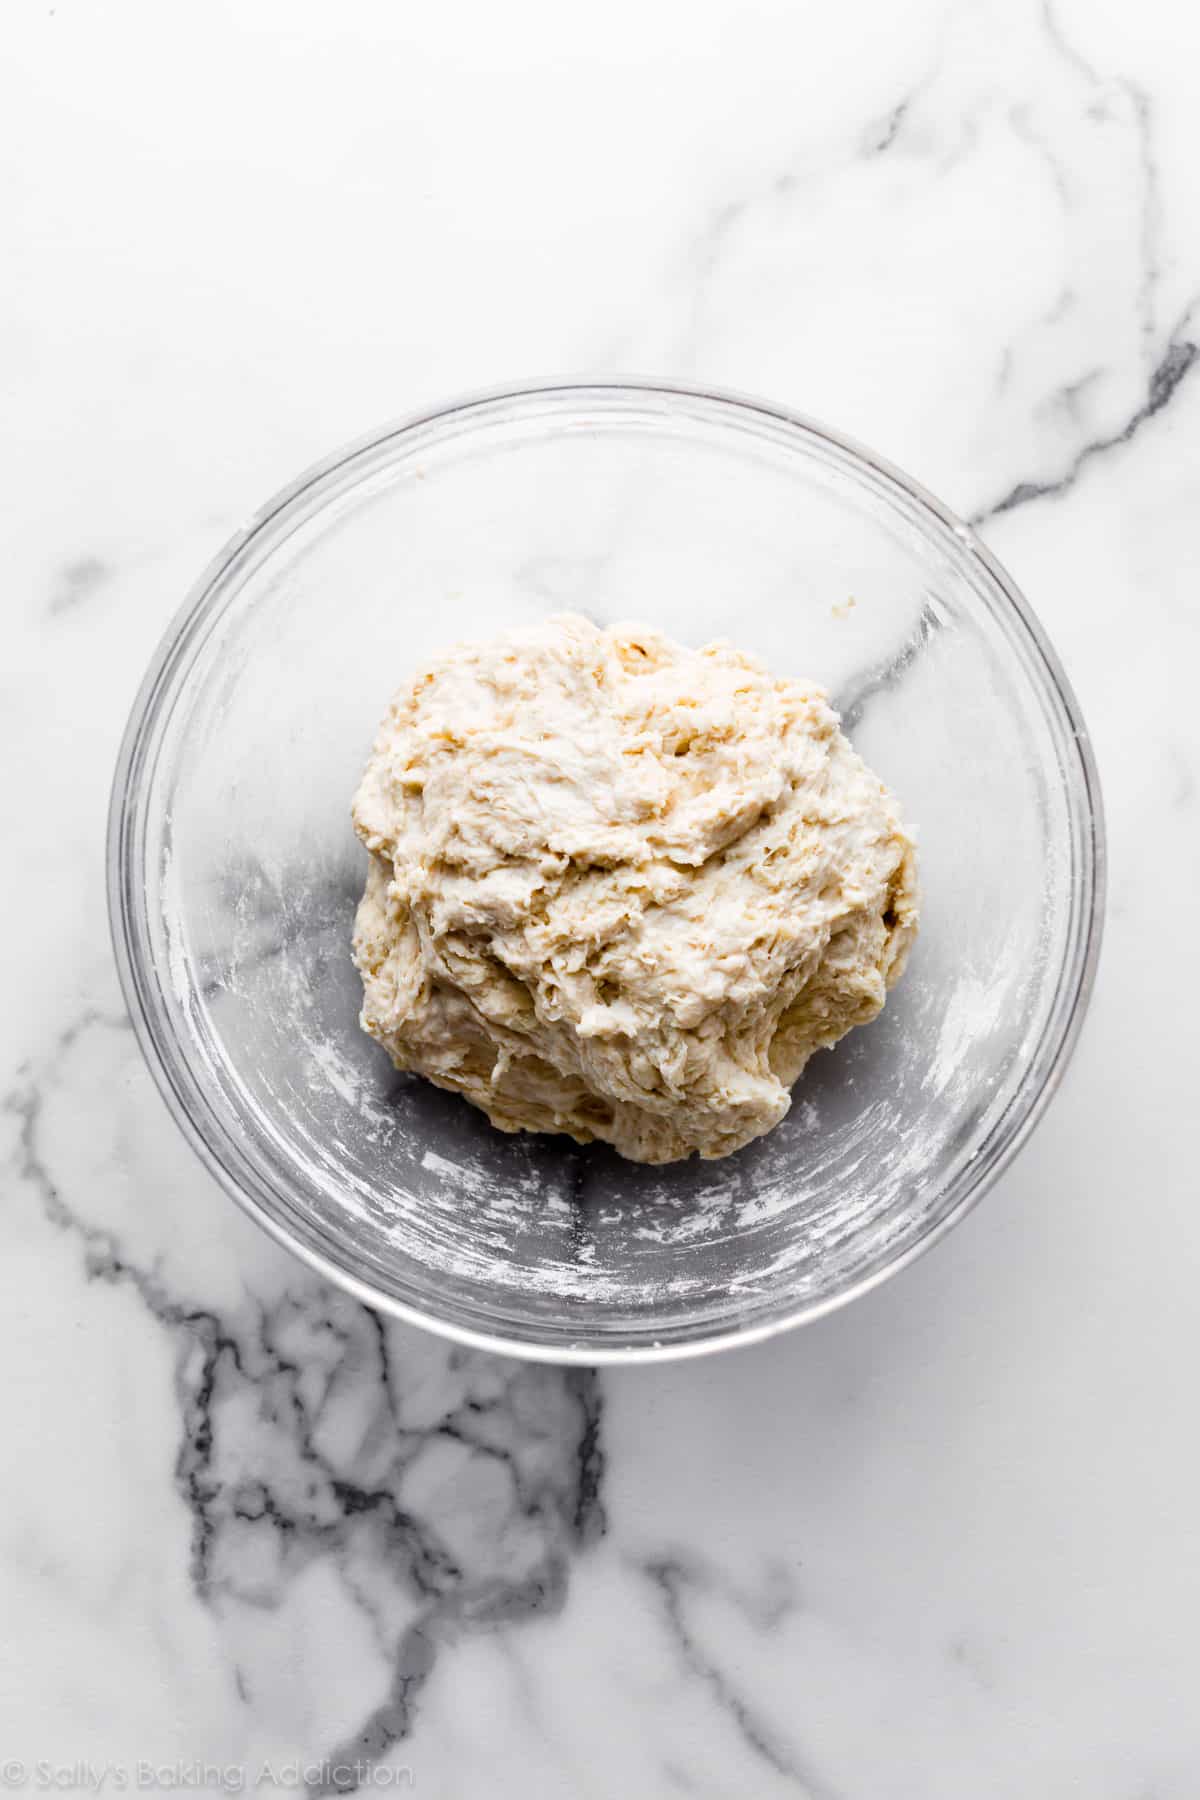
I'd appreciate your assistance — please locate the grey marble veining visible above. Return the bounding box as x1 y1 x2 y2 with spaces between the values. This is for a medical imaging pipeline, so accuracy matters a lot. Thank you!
6 1012 604 1788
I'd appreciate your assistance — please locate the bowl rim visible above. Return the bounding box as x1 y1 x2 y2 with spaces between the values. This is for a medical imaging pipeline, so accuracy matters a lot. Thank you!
107 376 1107 1365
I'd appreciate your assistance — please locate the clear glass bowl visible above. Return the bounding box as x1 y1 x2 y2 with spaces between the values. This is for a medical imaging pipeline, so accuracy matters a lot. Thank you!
109 382 1104 1362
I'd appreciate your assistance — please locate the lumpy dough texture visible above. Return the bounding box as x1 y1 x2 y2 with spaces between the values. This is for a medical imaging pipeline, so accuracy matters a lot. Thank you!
352 614 918 1164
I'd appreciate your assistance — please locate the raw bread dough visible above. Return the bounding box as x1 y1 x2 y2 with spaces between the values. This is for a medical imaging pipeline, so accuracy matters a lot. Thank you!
352 613 918 1164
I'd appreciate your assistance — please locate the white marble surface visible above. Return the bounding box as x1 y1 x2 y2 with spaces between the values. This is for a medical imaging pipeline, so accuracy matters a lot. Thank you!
3 0 1199 1793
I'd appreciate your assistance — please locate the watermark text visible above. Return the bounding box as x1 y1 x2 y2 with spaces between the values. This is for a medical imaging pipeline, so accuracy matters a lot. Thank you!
0 1762 414 1793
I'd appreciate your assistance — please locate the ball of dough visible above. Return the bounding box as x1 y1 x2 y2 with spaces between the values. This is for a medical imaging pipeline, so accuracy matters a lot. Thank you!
352 613 918 1164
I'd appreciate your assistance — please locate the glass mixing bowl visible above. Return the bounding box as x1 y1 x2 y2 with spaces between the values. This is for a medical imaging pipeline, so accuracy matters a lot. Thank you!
109 382 1104 1362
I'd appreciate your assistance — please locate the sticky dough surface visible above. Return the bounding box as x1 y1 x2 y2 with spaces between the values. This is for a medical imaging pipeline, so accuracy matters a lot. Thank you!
352 613 918 1164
